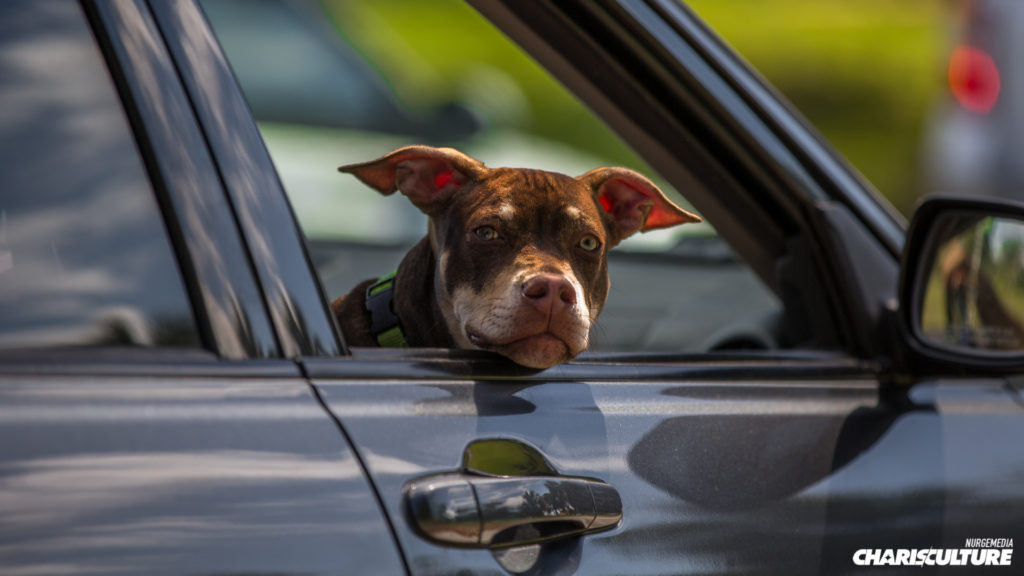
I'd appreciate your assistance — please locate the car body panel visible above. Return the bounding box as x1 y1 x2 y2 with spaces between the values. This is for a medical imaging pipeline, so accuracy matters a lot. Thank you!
0 355 405 576
308 353 1024 574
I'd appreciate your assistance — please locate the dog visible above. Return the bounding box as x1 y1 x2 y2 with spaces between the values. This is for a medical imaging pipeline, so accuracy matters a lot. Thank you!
331 145 701 369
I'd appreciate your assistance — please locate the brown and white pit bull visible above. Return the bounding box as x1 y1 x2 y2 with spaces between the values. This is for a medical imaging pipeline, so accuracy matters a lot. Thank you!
331 145 701 369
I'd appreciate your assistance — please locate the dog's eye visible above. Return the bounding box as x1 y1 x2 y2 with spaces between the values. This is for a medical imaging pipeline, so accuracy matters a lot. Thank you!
578 235 601 252
475 226 499 241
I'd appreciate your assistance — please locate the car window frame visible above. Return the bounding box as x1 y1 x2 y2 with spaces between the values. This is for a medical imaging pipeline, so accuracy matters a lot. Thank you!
147 0 341 359
77 0 282 360
165 0 899 369
470 0 906 359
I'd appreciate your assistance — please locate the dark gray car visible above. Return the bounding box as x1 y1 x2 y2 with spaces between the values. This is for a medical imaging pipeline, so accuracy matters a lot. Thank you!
1 1 1022 575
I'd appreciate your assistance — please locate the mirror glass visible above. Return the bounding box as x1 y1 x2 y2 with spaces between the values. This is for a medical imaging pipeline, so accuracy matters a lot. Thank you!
919 213 1024 352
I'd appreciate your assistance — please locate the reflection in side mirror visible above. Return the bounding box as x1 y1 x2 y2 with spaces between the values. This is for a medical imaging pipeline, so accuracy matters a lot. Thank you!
913 207 1024 354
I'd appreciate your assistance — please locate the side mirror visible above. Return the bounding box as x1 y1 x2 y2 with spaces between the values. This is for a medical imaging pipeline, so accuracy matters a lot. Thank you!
900 195 1024 371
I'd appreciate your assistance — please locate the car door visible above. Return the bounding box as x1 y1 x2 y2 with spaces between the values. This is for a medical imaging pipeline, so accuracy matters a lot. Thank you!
193 0 1024 574
306 356 1024 575
290 2 1022 575
305 352 870 574
0 1 403 574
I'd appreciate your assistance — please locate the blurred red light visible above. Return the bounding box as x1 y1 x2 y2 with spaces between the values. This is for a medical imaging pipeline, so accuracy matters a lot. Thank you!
948 45 1000 114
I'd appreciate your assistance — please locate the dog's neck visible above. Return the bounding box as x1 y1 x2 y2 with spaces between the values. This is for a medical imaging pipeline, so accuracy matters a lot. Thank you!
392 237 457 348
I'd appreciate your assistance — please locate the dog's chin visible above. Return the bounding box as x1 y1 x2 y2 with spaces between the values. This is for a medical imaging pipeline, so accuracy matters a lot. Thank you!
467 330 577 370
500 334 574 370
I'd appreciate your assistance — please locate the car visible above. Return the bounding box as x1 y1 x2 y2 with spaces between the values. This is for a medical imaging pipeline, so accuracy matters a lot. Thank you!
923 0 1024 201
0 1 1021 575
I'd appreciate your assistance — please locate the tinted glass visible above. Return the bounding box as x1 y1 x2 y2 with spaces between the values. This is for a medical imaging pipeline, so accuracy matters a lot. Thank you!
0 1 201 349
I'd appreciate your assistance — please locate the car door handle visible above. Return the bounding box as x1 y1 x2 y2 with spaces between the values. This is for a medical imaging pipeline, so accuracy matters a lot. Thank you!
405 473 622 549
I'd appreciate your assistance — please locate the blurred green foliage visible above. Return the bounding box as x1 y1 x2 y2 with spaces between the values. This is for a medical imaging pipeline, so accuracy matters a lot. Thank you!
689 0 950 215
324 0 668 170
325 0 952 215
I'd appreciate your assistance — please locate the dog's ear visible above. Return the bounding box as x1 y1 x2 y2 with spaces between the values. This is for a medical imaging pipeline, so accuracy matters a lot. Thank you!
578 167 701 241
339 145 485 215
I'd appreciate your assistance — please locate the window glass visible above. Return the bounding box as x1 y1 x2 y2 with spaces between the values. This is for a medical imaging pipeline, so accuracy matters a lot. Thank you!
203 0 783 352
0 1 201 349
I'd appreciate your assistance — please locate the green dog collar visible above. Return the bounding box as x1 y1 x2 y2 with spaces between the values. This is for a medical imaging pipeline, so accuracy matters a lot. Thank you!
364 271 407 348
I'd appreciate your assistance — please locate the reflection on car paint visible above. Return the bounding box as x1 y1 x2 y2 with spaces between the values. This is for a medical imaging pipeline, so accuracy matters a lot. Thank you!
0 377 404 576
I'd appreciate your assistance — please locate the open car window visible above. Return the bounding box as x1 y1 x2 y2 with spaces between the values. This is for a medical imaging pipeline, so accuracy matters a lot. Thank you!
202 0 785 353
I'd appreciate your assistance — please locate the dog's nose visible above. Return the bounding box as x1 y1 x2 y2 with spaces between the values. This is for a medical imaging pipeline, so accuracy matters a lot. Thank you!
522 273 576 313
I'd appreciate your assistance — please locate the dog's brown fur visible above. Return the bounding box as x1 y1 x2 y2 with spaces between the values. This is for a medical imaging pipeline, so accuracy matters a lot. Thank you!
331 238 455 347
332 146 700 368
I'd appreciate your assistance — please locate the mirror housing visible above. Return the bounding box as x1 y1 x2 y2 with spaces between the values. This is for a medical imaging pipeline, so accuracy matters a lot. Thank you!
899 195 1024 372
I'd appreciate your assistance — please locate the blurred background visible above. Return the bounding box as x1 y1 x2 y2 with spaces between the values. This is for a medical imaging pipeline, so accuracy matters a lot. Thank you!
692 0 950 215
305 0 1011 217
206 0 1019 221
693 0 1022 214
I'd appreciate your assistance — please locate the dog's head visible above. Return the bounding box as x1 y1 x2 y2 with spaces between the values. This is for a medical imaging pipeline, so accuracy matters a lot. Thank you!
339 145 700 369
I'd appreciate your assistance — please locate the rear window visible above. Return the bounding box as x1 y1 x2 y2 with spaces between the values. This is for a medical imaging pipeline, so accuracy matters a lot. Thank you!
0 1 201 349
